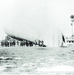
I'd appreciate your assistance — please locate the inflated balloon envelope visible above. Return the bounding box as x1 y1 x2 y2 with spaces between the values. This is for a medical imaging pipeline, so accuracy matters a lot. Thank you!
4 0 64 47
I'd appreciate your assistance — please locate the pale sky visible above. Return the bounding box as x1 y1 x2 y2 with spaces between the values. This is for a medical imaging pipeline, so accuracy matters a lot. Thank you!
0 0 74 40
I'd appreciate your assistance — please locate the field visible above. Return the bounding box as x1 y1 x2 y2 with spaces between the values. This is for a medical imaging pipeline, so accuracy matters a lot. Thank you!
0 45 74 75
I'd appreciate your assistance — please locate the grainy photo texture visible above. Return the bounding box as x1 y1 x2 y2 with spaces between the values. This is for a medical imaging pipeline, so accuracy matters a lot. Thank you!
0 0 74 75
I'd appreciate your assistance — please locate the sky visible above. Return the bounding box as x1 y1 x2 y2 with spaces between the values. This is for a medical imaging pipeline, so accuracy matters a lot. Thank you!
0 0 74 40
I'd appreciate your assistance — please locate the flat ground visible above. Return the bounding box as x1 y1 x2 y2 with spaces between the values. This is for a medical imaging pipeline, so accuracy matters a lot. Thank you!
0 45 74 75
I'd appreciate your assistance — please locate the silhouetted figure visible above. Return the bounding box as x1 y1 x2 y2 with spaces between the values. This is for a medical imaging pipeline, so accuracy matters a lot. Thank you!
38 40 43 47
5 41 9 47
26 40 28 46
17 41 19 45
12 41 15 46
10 41 12 46
38 40 46 47
23 40 26 46
38 40 41 46
20 41 23 46
35 40 37 46
41 40 44 46
20 41 25 46
1 41 4 46
29 41 33 47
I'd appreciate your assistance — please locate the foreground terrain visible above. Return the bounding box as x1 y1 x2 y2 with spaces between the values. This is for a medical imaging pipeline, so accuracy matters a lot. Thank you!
0 45 74 75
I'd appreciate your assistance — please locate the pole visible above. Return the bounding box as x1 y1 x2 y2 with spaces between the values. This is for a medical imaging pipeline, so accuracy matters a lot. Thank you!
71 22 73 39
72 22 73 38
70 15 74 39
71 18 74 39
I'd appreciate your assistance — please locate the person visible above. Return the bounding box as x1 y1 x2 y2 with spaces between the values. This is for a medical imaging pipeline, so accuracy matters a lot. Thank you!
30 41 33 47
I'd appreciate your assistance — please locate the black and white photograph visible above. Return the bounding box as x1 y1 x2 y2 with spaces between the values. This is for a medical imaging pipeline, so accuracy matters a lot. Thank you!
0 0 74 75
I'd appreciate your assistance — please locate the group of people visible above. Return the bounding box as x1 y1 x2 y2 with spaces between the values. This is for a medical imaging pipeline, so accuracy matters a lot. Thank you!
0 39 46 47
1 40 16 47
1 40 33 47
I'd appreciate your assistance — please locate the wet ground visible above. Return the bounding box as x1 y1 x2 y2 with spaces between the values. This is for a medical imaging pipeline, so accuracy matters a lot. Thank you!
0 45 74 75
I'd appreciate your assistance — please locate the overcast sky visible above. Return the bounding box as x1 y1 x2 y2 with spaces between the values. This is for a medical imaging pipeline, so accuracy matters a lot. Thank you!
0 0 74 40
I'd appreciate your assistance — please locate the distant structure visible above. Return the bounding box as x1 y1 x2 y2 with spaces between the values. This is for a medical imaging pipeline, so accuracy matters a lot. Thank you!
65 15 74 45
70 15 74 38
65 36 74 44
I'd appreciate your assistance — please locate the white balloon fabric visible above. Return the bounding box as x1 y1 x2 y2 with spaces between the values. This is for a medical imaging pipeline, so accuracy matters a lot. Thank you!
4 0 64 47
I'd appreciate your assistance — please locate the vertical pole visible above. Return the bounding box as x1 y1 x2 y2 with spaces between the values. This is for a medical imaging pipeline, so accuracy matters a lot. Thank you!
72 22 73 39
70 15 74 39
71 21 73 39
